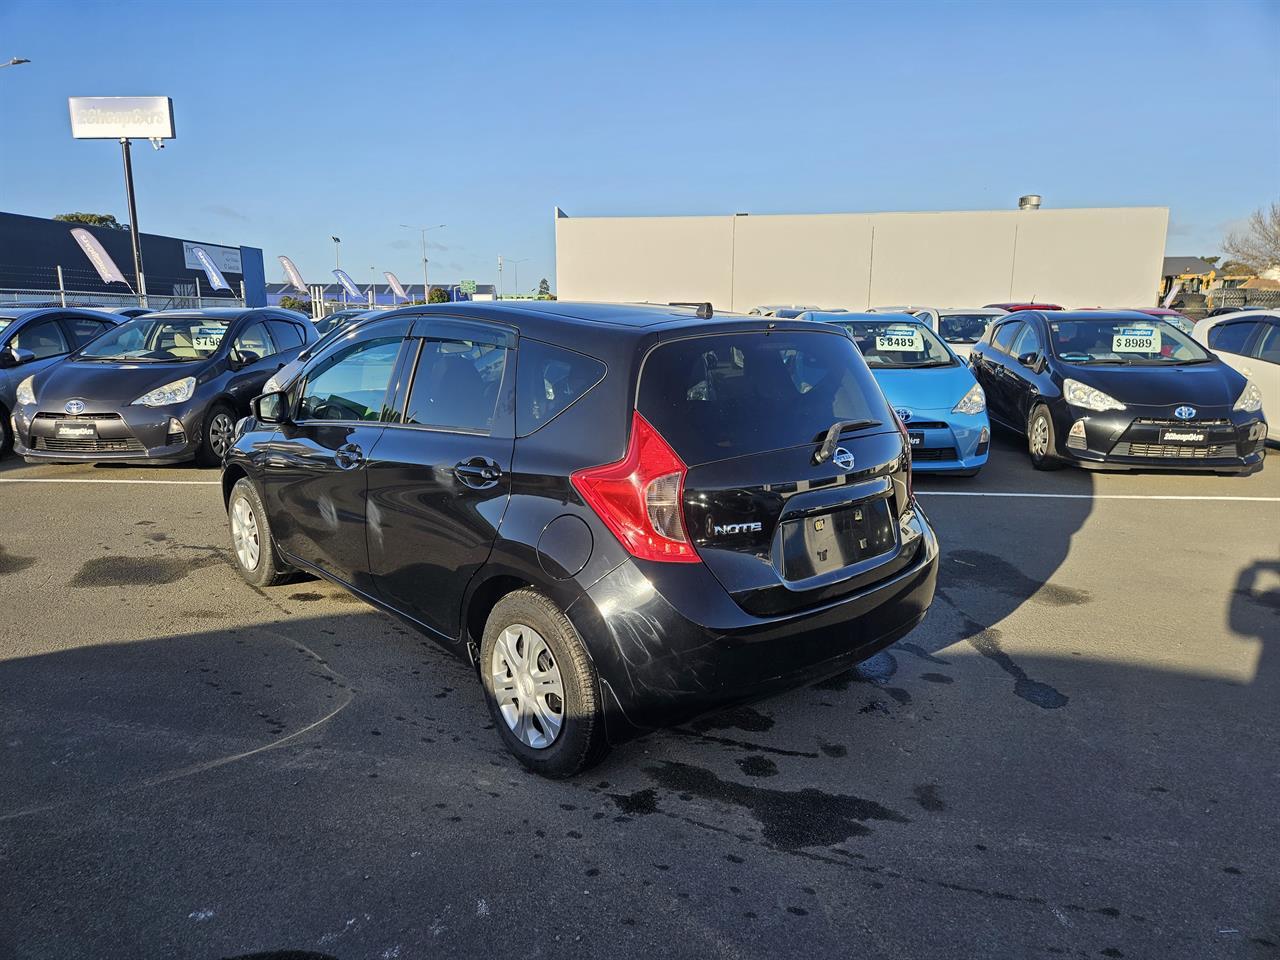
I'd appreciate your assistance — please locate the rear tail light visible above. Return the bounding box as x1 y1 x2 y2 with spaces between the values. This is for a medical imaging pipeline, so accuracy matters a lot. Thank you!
892 409 913 504
571 411 700 563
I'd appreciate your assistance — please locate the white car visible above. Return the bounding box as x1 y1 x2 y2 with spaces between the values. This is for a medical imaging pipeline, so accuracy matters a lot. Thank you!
748 304 821 318
1195 309 1279 438
868 306 1008 359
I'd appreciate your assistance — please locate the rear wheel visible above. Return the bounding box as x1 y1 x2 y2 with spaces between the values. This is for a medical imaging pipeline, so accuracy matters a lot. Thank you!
480 589 609 778
227 477 287 586
197 403 236 467
1028 405 1064 471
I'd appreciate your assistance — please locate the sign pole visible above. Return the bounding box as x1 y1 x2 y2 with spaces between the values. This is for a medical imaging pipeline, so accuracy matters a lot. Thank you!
119 137 147 307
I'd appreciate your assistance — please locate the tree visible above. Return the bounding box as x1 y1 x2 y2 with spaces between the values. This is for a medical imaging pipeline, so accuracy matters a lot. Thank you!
537 278 552 298
1219 260 1257 276
1223 202 1280 273
1198 255 1220 267
278 295 311 314
54 212 127 230
428 287 450 304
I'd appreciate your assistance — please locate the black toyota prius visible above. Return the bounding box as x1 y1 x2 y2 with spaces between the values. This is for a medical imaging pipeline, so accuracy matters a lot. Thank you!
969 310 1267 473
12 307 316 466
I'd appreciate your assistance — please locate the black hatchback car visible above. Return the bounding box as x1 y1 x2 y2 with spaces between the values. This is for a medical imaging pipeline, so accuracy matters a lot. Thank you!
970 311 1267 472
13 307 316 466
221 301 939 776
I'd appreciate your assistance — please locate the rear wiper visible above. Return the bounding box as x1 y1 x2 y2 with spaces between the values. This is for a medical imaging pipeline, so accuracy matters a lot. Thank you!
813 419 883 464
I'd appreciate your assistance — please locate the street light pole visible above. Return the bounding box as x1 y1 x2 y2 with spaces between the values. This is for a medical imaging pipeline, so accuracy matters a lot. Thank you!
401 223 445 303
506 257 529 298
331 236 342 306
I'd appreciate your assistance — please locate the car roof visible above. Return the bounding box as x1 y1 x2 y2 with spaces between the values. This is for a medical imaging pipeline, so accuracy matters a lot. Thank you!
0 306 121 322
390 300 755 330
811 311 922 323
133 306 269 321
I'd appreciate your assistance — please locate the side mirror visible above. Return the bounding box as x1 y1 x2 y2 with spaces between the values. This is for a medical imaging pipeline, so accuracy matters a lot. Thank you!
231 350 261 370
1018 351 1045 373
0 347 34 368
253 390 289 425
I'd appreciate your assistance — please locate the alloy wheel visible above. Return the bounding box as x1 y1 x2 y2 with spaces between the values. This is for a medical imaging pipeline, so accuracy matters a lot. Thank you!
209 413 235 458
490 623 565 749
1031 416 1050 457
230 496 261 571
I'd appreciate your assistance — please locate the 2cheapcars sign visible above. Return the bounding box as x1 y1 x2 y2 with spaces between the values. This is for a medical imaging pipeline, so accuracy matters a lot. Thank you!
68 97 175 140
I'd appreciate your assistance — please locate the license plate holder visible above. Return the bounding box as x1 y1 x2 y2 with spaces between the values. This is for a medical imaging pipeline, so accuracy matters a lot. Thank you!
778 498 897 581
1158 427 1206 444
908 431 924 447
55 420 97 440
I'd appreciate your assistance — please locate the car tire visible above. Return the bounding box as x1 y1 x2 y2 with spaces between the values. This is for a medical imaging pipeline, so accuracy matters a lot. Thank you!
197 403 236 468
479 589 609 778
227 477 288 587
0 405 12 457
1027 405 1065 471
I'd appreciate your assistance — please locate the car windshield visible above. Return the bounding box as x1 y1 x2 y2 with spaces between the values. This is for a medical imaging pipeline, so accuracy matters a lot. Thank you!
638 330 886 464
77 316 231 362
834 320 954 368
1049 318 1210 364
938 314 995 343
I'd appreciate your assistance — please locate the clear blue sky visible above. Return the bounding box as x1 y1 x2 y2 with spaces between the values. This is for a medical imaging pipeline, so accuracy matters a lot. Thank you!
2 0 1277 292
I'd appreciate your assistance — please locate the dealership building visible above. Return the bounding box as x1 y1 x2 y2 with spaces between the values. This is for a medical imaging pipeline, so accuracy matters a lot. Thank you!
0 211 267 309
554 202 1169 310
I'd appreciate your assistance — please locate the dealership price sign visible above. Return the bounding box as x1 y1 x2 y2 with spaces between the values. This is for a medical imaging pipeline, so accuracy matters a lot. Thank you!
1112 327 1160 353
876 327 925 352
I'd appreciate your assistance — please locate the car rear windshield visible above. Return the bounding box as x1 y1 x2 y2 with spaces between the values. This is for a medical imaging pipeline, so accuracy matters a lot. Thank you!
77 316 230 362
1049 318 1210 364
638 330 888 464
833 319 955 368
938 313 996 343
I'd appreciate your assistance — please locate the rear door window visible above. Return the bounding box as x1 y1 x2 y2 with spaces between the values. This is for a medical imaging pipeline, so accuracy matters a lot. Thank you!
402 338 509 434
267 319 305 351
638 329 887 465
515 340 606 436
1208 320 1260 356
1253 321 1280 364
991 321 1024 354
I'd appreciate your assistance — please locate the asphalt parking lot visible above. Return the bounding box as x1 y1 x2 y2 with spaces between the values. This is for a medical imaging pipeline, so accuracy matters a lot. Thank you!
1 432 1277 960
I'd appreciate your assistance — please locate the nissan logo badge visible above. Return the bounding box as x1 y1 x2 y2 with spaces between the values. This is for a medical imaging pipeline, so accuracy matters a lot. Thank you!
833 447 856 471
1173 406 1196 420
64 400 85 416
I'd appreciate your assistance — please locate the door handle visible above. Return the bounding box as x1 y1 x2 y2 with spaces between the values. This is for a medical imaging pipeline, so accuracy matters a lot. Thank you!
454 457 502 488
334 443 364 470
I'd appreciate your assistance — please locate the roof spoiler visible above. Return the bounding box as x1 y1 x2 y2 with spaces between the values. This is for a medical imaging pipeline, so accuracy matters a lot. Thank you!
669 301 713 319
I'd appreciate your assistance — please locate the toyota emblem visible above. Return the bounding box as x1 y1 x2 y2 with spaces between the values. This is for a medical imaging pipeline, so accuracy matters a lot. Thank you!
832 447 856 471
64 400 85 416
895 407 913 423
1173 405 1196 421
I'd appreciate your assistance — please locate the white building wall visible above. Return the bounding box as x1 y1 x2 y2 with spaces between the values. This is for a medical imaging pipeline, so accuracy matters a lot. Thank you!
554 206 1169 310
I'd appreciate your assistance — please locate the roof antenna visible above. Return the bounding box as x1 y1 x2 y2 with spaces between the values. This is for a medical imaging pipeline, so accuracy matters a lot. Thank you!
669 301 713 319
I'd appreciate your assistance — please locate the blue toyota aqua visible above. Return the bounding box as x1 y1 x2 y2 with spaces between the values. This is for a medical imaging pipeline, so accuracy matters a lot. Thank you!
802 312 990 476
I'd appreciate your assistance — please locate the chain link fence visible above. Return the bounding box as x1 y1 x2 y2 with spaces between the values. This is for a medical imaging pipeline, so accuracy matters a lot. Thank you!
0 262 245 311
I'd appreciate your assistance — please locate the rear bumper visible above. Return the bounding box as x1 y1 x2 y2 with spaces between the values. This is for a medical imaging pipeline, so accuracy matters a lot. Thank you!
1052 407 1267 474
573 506 939 740
12 401 205 465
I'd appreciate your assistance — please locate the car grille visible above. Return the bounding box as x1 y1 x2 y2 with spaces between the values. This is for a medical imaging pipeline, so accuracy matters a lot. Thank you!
913 446 958 462
904 421 950 430
1112 442 1233 459
34 436 146 453
33 412 123 422
1134 418 1230 428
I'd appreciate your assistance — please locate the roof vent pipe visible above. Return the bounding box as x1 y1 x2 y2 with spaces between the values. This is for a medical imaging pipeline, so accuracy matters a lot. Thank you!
1018 194 1042 210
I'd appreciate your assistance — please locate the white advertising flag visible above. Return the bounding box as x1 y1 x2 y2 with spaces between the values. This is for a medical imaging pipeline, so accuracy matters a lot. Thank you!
279 255 307 294
384 271 408 301
69 227 129 286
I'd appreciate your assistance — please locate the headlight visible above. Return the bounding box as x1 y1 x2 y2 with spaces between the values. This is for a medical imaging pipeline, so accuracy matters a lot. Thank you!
14 375 35 406
263 375 281 394
1063 378 1125 412
1233 379 1263 413
952 382 986 414
131 377 196 407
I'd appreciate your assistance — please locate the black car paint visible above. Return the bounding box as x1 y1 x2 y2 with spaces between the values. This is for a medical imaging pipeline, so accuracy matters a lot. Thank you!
969 310 1267 473
222 302 939 745
12 307 316 464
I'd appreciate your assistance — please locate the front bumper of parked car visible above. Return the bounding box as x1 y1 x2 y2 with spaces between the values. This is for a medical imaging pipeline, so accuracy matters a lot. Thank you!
12 400 208 465
901 408 990 474
1051 405 1266 474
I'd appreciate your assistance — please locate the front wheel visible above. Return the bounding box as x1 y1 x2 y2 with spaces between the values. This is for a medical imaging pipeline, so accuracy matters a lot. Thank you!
1027 405 1065 471
480 589 609 778
227 477 288 586
197 403 236 467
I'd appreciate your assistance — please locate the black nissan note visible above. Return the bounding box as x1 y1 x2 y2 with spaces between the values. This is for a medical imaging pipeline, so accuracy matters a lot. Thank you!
222 301 939 776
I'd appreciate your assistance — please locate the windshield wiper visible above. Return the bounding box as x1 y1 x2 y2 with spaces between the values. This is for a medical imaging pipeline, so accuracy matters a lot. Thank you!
813 419 883 464
1075 358 1131 365
1173 358 1213 365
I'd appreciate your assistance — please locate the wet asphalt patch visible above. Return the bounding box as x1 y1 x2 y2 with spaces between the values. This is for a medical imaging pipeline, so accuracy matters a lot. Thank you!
69 550 225 587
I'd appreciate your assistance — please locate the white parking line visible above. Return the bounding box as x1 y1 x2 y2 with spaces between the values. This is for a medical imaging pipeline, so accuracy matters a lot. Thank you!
0 477 219 485
918 491 1280 502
